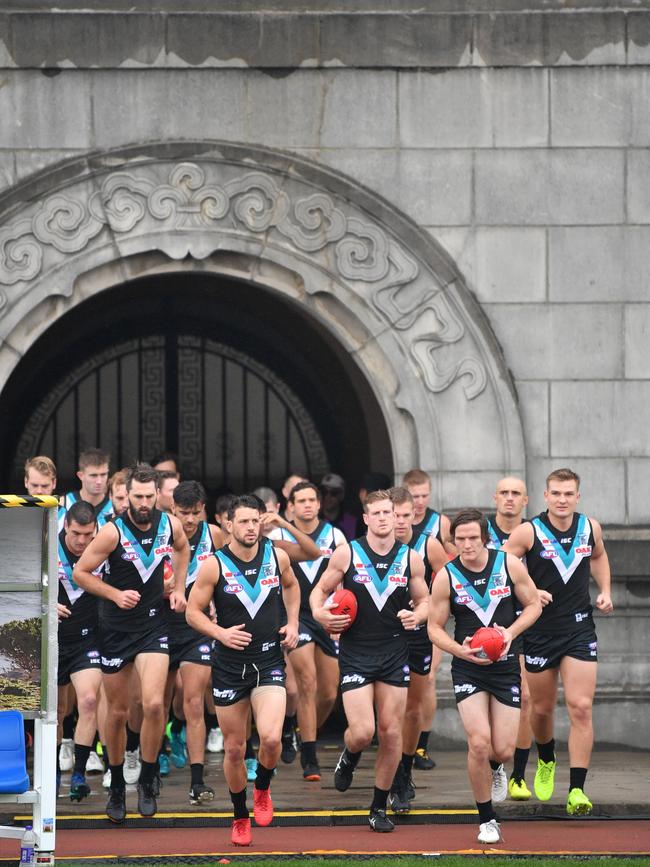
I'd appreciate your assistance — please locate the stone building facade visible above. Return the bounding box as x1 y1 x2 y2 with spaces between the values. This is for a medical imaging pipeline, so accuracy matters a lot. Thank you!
0 0 647 744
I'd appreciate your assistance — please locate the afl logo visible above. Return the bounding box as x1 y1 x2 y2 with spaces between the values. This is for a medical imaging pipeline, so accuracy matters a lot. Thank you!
541 551 556 559
199 644 211 654
353 574 371 583
224 584 243 594
121 552 137 561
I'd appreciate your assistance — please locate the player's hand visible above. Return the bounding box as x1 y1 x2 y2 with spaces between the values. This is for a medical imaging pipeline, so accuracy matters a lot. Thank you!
458 636 492 665
596 592 613 614
314 596 351 632
260 511 283 530
115 589 141 609
218 623 252 650
169 590 187 613
538 589 553 607
279 622 298 650
397 608 418 630
57 603 71 621
492 623 512 659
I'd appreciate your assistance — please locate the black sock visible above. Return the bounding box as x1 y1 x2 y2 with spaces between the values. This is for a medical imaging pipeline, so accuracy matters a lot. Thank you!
301 741 317 764
171 716 184 735
74 743 91 775
205 712 218 730
62 713 75 740
230 788 249 820
126 726 140 753
109 763 124 789
245 737 256 760
489 759 501 771
282 715 294 736
417 730 430 751
140 760 157 785
477 799 496 823
102 745 110 770
56 742 61 771
537 738 555 764
255 762 274 791
569 767 588 792
402 753 415 776
371 786 389 811
190 763 204 787
511 747 529 782
345 747 362 768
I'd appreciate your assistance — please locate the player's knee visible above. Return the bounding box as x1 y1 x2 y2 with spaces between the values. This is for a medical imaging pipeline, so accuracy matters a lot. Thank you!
566 696 593 726
224 739 246 764
349 719 375 747
77 691 98 718
109 706 129 729
404 702 420 728
184 693 204 721
492 744 515 765
142 696 165 720
295 671 317 698
377 721 401 750
257 732 281 756
531 696 555 718
467 733 491 762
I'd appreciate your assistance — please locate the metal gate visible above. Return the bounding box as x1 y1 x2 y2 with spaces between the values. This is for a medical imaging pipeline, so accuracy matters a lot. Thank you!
14 335 329 492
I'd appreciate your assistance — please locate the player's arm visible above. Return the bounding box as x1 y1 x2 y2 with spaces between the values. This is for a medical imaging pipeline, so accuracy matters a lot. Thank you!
427 567 491 665
440 513 457 557
589 518 613 613
73 523 132 607
186 556 252 650
208 523 226 550
496 555 542 655
310 544 353 632
427 534 451 573
168 514 190 613
261 512 321 561
277 547 300 649
398 549 428 629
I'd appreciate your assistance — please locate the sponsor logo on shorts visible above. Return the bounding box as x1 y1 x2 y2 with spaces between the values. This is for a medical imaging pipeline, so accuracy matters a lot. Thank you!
511 685 520 694
159 643 169 650
270 669 283 676
261 641 277 652
341 673 365 686
224 584 243 594
454 683 477 695
589 641 598 650
575 611 589 623
402 665 409 673
101 656 124 668
81 628 89 636
87 650 100 658
299 632 313 643
271 677 284 682
424 655 431 664
525 655 548 668
213 688 237 700
199 644 211 653
200 655 211 660
149 608 158 617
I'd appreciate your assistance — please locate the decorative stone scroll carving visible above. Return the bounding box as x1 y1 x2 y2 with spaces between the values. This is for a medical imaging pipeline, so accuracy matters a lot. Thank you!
0 158 489 403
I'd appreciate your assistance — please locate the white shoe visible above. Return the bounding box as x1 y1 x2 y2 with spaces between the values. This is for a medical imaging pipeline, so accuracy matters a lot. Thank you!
86 750 104 774
102 769 111 789
59 738 74 772
124 748 141 785
491 763 507 803
478 818 503 844
206 727 224 753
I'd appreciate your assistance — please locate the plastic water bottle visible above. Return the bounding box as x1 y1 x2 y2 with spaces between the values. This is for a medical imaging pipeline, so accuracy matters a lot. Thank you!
20 825 35 864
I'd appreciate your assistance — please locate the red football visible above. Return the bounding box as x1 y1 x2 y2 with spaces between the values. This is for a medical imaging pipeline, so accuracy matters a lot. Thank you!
470 626 505 662
328 588 358 631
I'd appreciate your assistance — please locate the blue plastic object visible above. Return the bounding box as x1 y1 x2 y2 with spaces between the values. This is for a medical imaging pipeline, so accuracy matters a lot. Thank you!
0 710 29 793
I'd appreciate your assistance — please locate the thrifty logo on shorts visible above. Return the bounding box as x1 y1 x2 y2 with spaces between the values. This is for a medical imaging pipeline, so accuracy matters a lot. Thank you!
101 656 124 668
213 688 237 700
454 683 477 694
525 655 548 667
341 673 366 685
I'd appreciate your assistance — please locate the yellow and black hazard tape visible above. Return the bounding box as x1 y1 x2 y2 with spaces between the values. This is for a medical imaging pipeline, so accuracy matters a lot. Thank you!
0 494 59 508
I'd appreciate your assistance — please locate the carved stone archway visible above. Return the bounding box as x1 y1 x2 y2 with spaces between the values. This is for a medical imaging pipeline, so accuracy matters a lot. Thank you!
0 141 524 506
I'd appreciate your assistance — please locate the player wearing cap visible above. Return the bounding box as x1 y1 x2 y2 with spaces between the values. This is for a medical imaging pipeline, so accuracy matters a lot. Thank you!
186 495 300 847
311 490 429 833
502 468 614 816
485 477 533 803
428 508 540 844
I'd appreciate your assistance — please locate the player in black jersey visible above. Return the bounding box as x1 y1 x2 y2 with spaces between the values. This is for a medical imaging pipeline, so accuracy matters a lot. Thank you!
169 481 225 804
74 464 190 823
57 501 102 801
388 486 448 812
486 476 532 803
402 468 455 769
281 481 347 781
186 495 300 848
503 468 613 816
60 447 114 527
429 508 541 844
310 490 429 834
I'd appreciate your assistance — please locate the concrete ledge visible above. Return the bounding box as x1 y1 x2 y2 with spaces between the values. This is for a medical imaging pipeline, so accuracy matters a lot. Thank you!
0 7 645 70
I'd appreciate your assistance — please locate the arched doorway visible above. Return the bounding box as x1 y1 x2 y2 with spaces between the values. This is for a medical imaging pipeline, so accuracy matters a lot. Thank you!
0 271 392 495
